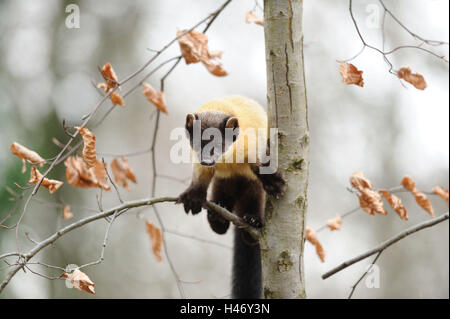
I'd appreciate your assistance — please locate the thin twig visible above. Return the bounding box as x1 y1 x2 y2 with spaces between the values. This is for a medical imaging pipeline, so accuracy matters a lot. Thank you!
322 212 449 280
9 0 234 258
1 0 235 297
346 0 448 76
102 158 124 204
0 196 256 293
378 0 449 47
143 0 234 299
348 251 382 299
316 186 439 233
165 229 232 249
78 210 120 269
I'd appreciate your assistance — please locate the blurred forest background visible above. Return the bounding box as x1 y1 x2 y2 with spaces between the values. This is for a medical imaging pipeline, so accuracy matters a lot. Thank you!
0 0 448 298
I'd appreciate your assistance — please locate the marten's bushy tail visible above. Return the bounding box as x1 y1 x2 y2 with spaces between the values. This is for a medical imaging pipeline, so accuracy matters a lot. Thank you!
232 228 262 299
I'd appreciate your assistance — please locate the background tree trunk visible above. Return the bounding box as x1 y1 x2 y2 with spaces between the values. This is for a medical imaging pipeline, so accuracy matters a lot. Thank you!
261 0 309 299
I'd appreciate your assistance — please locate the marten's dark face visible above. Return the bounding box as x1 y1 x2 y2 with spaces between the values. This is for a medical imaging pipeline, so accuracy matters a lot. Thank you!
185 111 239 166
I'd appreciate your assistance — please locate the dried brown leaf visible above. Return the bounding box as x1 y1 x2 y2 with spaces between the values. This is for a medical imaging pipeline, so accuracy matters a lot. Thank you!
349 172 386 215
380 190 408 221
63 205 73 220
177 30 208 64
142 83 168 114
177 30 228 76
100 62 119 91
414 191 435 217
245 11 264 26
350 171 373 191
339 62 364 87
121 156 137 184
401 176 435 217
110 157 137 190
358 189 387 215
305 227 326 262
433 185 449 204
208 50 223 59
64 156 110 190
326 215 342 231
61 269 95 294
397 67 427 90
110 92 125 106
97 82 108 93
401 176 416 192
111 158 128 190
201 60 228 77
145 220 163 262
28 166 63 194
74 127 97 169
10 142 45 167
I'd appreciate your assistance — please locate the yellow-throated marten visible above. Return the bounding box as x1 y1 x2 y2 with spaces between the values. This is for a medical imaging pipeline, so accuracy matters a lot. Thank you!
178 96 286 299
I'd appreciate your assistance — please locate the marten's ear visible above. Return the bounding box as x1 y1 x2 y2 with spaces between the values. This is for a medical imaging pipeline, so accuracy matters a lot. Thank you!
186 113 196 130
225 117 239 130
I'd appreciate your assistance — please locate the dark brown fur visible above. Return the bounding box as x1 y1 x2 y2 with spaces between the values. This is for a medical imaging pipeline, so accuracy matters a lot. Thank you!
178 110 286 299
208 176 265 244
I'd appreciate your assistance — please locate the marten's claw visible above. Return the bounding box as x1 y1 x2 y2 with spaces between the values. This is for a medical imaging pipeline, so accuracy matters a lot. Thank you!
242 214 264 228
261 171 286 198
177 186 206 215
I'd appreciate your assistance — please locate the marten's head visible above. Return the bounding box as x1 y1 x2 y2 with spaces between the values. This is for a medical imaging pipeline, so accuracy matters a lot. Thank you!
185 111 239 166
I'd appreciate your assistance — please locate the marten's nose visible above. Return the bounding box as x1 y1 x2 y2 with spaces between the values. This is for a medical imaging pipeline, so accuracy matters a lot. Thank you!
200 158 215 166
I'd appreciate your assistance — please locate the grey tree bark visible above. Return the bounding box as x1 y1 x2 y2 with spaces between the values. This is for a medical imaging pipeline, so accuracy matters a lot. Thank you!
261 0 309 299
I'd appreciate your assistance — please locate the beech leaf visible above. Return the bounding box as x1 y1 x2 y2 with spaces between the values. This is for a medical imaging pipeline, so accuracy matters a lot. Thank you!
142 83 168 114
100 62 119 91
326 215 342 231
110 92 125 106
339 62 364 87
63 205 73 220
380 190 408 221
245 11 264 26
177 30 228 76
61 269 95 294
401 176 435 217
350 171 373 191
397 67 427 90
306 227 326 262
10 142 45 167
74 127 97 169
28 166 63 194
110 157 137 190
145 220 163 262
433 186 449 204
64 156 110 190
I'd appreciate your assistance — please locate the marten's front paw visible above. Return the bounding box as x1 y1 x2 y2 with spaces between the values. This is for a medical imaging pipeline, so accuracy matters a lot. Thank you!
177 186 206 215
242 214 264 228
261 171 286 199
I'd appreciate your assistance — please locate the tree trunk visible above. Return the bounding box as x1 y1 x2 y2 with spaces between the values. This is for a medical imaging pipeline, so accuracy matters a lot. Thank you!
261 0 309 299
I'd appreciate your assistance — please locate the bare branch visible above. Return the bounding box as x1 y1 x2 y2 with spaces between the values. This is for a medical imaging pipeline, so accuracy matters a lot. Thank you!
165 229 232 249
8 0 234 260
1 0 235 297
0 196 257 294
347 0 448 76
322 212 449 280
